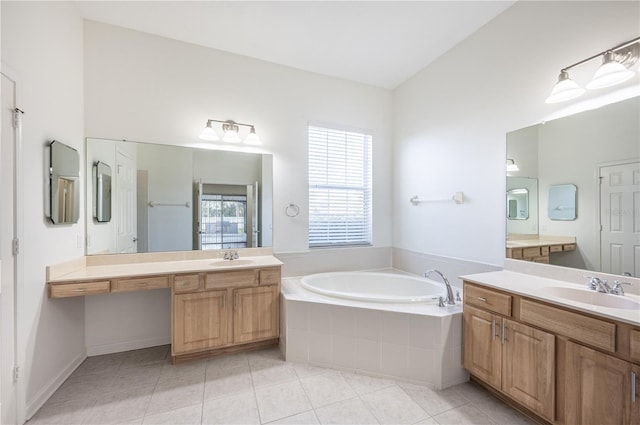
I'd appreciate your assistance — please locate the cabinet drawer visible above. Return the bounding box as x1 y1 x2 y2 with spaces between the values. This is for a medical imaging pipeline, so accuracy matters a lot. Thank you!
259 268 280 285
563 244 576 251
630 329 640 362
508 248 523 259
49 280 111 298
549 244 563 253
174 274 201 293
520 299 616 352
112 275 170 292
205 269 256 289
522 247 541 258
540 246 550 256
464 282 512 316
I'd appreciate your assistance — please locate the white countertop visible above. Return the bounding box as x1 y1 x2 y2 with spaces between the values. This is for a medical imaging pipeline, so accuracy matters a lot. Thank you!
48 255 283 283
461 270 640 326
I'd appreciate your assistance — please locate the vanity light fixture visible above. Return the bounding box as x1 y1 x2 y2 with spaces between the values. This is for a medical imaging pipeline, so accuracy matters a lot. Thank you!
545 36 639 104
506 158 520 172
199 119 262 145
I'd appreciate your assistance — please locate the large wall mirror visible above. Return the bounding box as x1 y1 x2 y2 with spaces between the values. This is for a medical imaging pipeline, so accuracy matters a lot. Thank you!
86 138 273 255
506 96 639 277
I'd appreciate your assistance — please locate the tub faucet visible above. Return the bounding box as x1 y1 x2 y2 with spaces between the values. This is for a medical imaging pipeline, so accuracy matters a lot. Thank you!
424 269 455 305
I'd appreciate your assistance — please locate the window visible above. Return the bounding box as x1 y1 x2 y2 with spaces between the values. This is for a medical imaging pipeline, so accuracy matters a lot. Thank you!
308 124 372 247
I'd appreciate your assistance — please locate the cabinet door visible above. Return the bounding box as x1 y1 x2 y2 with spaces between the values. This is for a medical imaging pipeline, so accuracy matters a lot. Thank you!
463 305 502 390
632 364 640 424
233 285 279 344
565 341 634 425
502 319 555 422
173 290 228 354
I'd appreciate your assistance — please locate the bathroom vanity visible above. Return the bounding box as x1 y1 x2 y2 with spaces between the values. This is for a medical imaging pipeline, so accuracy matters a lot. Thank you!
462 270 640 425
47 251 282 363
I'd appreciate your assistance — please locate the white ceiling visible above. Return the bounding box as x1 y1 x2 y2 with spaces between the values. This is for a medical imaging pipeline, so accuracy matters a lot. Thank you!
75 1 515 89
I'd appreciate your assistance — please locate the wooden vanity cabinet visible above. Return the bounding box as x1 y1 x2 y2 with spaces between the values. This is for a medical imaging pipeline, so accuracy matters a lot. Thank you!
171 267 281 362
173 289 228 353
563 341 639 425
463 290 555 422
233 284 280 344
464 280 640 425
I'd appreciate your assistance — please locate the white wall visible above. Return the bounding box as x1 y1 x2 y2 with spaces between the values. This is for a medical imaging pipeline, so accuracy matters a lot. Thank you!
83 20 393 353
137 143 192 252
392 1 640 268
83 20 393 253
1 1 86 419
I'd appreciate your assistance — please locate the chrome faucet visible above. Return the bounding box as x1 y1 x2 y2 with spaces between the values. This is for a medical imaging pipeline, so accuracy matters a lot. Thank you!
585 276 612 293
223 250 239 260
425 269 455 305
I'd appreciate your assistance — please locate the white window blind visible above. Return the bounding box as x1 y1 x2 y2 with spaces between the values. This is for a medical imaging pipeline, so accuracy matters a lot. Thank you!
308 124 372 247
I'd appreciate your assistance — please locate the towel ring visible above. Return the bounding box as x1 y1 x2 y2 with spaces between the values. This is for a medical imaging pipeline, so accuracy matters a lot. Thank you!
285 203 300 217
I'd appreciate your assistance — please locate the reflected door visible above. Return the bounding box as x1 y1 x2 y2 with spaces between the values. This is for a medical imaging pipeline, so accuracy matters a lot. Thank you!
199 194 248 250
600 162 640 277
115 148 137 253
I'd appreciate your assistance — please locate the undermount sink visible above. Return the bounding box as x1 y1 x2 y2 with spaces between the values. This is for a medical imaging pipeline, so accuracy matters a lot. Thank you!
545 286 640 310
209 259 255 267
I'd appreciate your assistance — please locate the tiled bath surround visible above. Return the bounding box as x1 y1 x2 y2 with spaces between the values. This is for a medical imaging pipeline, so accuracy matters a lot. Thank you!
278 248 502 389
281 279 468 389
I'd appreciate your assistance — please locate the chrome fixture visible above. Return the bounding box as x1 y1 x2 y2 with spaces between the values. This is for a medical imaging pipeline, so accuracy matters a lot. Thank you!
546 36 640 103
223 250 240 260
585 276 612 293
199 119 262 145
506 158 519 172
425 269 455 305
611 280 631 296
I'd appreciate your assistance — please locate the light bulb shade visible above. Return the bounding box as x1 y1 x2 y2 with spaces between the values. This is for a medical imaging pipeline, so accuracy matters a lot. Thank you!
199 121 220 141
222 129 241 143
586 52 635 89
545 70 585 104
244 126 262 145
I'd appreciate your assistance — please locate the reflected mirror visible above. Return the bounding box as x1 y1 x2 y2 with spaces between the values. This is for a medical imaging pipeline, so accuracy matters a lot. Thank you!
49 140 80 224
86 138 273 255
548 184 576 221
94 161 112 222
507 188 529 220
506 96 640 277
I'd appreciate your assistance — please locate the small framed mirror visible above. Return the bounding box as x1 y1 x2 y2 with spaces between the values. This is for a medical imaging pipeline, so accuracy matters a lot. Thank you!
49 140 80 224
94 161 112 222
506 188 529 220
548 184 577 220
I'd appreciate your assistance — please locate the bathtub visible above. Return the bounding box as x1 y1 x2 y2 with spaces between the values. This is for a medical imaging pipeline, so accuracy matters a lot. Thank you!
300 271 447 303
281 270 468 389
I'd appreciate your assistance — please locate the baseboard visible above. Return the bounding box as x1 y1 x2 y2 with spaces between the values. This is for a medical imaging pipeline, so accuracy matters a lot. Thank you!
86 336 171 356
26 349 86 420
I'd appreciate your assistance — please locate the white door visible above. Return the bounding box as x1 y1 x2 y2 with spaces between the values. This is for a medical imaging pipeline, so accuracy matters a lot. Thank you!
115 148 137 253
600 161 640 277
1 72 19 425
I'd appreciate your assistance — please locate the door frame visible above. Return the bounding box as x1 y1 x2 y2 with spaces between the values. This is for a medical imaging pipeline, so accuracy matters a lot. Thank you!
597 158 640 275
1 62 26 425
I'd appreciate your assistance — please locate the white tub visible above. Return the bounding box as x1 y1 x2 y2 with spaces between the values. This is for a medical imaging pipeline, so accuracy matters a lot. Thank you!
300 272 446 303
281 271 468 389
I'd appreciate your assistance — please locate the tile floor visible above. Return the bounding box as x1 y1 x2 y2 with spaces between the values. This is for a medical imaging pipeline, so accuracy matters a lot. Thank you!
28 345 536 425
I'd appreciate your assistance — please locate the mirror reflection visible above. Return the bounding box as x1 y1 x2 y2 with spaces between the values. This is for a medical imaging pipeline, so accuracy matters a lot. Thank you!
86 138 273 255
49 140 80 224
506 96 639 277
